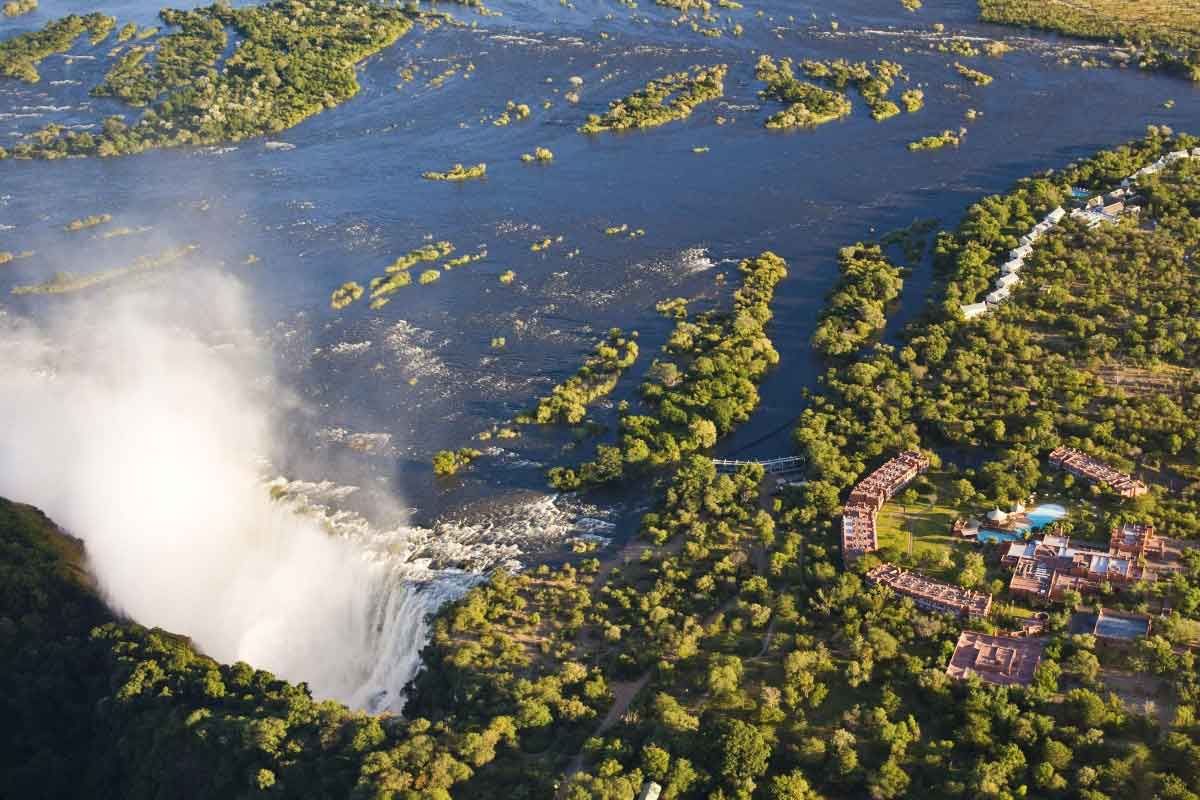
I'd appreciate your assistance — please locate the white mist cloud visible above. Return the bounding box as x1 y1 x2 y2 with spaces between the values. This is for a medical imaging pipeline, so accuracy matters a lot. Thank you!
0 273 426 711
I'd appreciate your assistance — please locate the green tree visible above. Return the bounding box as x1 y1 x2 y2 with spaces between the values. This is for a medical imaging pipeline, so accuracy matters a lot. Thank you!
711 718 771 798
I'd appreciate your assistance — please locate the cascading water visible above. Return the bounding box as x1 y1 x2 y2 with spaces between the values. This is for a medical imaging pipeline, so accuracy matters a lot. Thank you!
268 476 613 711
0 276 613 714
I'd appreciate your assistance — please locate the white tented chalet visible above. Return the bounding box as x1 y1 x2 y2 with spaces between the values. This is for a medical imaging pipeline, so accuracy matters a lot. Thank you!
1001 259 1023 274
1011 244 1033 259
986 287 1010 305
638 782 663 800
1046 206 1066 224
960 302 988 320
996 272 1020 290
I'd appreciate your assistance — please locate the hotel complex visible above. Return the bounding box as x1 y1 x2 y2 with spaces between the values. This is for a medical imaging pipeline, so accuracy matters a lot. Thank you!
841 451 930 561
1049 446 1148 498
945 631 1045 687
1001 523 1181 603
866 563 992 619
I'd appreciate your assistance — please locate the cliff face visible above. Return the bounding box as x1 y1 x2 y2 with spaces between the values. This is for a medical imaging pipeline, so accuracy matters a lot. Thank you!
0 498 113 798
0 499 476 800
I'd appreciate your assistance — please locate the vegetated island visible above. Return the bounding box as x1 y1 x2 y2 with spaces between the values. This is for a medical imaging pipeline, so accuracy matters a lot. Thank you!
422 163 487 182
801 58 910 121
7 132 1200 800
11 244 196 295
432 447 483 476
520 147 553 163
653 0 744 39
492 99 531 126
909 128 964 151
810 243 905 358
900 88 924 112
954 61 995 86
755 55 852 129
578 64 727 133
329 240 487 311
0 0 435 161
979 0 1200 80
431 329 639 474
2 0 37 18
520 329 640 425
549 251 788 489
64 213 112 232
0 13 114 83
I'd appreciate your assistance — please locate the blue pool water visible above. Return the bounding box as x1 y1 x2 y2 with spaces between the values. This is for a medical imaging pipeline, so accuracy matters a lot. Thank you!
1095 615 1150 640
1028 504 1067 529
978 530 1022 544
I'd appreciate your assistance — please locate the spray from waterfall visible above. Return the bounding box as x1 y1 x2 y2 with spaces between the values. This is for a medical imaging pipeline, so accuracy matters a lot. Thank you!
0 268 616 713
0 272 448 712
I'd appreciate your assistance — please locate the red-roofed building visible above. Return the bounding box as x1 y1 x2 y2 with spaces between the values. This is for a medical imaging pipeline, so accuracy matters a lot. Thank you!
1049 447 1147 498
841 451 930 562
867 563 992 618
945 631 1045 687
1109 523 1163 560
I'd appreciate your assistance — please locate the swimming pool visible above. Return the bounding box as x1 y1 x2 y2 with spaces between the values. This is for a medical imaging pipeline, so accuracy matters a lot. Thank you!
1028 503 1067 529
978 530 1022 544
1094 614 1150 640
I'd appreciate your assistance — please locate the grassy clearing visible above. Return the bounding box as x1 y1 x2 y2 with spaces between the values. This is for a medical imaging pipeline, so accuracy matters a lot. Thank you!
873 470 976 578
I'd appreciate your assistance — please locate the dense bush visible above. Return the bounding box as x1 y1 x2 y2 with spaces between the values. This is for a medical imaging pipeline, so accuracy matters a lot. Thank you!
1 0 422 160
579 65 727 133
811 243 904 358
549 251 787 488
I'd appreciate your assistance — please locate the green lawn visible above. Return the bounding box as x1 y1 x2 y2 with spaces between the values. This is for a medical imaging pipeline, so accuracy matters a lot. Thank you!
874 470 975 580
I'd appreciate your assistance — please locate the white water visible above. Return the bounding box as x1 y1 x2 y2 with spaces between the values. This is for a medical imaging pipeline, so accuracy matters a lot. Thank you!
0 275 606 713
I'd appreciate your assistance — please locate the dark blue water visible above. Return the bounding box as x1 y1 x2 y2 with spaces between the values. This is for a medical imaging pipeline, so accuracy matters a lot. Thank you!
3 0 1198 540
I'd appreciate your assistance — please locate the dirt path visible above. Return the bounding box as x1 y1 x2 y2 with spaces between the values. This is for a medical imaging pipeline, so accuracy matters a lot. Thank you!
592 539 647 585
757 615 778 658
558 672 652 793
1100 668 1175 731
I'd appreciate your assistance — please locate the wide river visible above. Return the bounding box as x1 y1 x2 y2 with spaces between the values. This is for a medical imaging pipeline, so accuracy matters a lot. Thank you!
2 0 1198 708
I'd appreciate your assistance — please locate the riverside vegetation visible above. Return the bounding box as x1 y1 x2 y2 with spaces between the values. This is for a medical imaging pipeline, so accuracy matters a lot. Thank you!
8 133 1200 800
810 244 905 359
0 0 430 161
978 0 1200 81
548 251 787 490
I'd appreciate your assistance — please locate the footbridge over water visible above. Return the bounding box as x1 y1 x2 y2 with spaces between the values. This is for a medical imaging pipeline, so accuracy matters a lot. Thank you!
712 456 806 476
